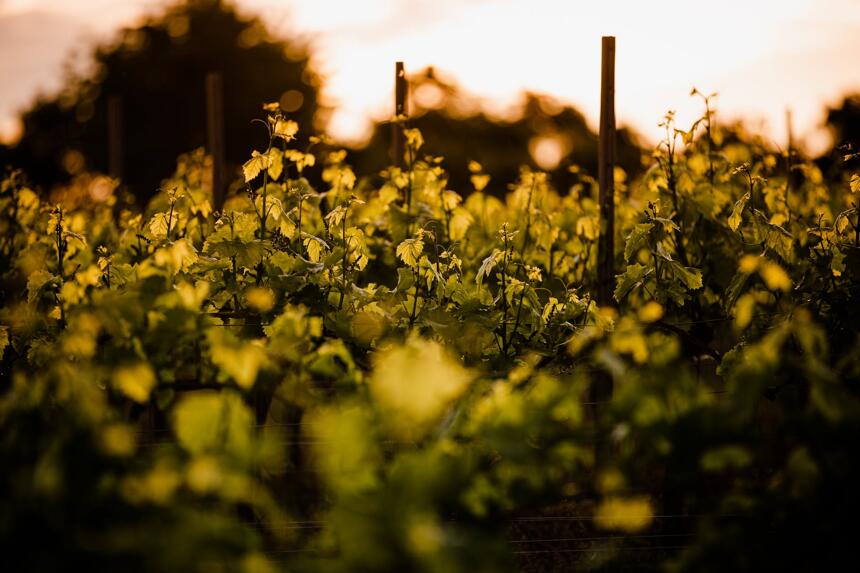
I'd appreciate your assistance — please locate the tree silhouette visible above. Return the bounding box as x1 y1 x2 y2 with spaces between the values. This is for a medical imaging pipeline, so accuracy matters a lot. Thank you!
826 94 860 149
5 0 321 205
814 93 860 178
350 67 644 196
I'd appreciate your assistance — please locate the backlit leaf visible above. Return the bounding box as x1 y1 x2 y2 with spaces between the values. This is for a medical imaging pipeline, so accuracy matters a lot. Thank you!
273 119 299 141
614 263 649 301
396 237 424 268
728 192 749 231
595 496 654 533
369 337 472 437
113 362 157 404
624 223 653 261
760 260 791 292
243 150 269 182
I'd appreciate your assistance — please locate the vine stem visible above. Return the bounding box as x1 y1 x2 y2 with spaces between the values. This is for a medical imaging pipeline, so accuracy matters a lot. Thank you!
406 142 415 237
409 267 420 329
297 195 304 252
500 226 510 357
508 277 527 354
521 176 536 255
338 205 349 310
54 208 67 328
855 202 859 247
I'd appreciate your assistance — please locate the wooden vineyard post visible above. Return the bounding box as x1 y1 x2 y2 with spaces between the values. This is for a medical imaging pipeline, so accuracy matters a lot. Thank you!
392 61 408 168
591 37 617 461
597 36 616 309
206 72 226 211
107 95 124 181
786 108 794 214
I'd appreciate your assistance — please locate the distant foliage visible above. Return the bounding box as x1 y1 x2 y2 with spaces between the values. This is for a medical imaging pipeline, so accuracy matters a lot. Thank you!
351 68 644 199
1 92 860 572
6 0 320 205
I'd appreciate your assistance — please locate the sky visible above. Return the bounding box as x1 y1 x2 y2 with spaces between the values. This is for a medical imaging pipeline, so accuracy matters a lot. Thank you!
1 0 859 154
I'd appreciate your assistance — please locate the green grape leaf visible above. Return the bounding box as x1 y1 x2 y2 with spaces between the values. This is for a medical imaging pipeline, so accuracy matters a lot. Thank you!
614 263 650 301
148 212 171 239
267 147 284 180
668 260 703 290
723 270 750 311
113 362 157 403
476 249 502 286
325 204 347 229
762 220 794 262
27 270 56 303
153 238 199 273
303 235 326 262
285 149 316 173
243 150 269 182
728 192 750 231
204 213 264 267
172 390 254 464
273 119 298 141
369 337 471 438
395 267 415 293
206 329 266 390
396 237 424 268
624 223 654 261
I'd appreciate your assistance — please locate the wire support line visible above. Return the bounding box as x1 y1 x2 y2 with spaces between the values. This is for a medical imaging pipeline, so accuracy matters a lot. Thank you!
511 544 689 555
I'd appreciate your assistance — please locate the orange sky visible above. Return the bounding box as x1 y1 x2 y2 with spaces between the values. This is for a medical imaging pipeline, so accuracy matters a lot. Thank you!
1 0 859 154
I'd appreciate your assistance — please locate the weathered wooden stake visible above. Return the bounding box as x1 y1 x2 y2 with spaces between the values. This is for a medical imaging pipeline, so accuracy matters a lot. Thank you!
392 61 408 168
107 95 124 181
597 36 616 308
591 37 617 456
206 72 226 210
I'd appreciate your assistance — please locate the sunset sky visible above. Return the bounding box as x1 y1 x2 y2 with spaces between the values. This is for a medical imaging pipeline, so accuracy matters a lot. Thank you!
1 0 859 154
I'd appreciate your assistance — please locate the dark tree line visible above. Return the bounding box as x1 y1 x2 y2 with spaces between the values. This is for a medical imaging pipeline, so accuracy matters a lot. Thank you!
0 0 321 205
2 0 858 204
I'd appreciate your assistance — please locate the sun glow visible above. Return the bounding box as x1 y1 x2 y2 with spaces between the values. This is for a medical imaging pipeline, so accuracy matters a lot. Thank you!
1 0 859 152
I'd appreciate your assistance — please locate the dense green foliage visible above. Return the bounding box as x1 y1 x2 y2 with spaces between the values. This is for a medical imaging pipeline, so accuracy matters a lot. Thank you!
2 95 860 572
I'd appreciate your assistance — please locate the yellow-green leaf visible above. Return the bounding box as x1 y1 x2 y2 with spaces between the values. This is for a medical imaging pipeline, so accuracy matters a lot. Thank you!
369 337 472 437
172 391 253 462
304 236 324 262
734 293 756 330
243 150 269 182
638 301 664 323
246 286 276 312
595 496 654 533
207 329 266 389
148 212 170 239
267 148 283 180
0 326 9 355
154 238 198 273
403 128 424 151
27 270 55 303
442 190 462 211
759 261 791 292
728 192 749 231
113 363 157 404
273 119 298 141
396 237 424 268
470 173 490 192
624 223 654 261
325 205 347 229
